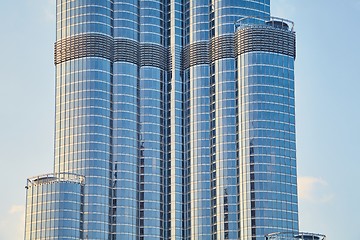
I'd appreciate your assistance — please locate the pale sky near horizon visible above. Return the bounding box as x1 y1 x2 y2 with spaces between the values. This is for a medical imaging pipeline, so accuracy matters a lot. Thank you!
0 1 359 239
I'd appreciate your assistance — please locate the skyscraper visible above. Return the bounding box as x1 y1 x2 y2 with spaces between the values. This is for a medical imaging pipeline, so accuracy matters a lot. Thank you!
25 1 298 239
236 17 297 238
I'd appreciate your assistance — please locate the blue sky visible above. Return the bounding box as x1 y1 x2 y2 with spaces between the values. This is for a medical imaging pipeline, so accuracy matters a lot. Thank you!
0 0 359 239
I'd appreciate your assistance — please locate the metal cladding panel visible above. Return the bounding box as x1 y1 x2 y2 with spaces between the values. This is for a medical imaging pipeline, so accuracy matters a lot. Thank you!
183 35 236 69
235 25 296 58
209 35 235 62
182 41 209 69
54 34 114 64
114 38 140 65
55 36 168 69
140 43 167 70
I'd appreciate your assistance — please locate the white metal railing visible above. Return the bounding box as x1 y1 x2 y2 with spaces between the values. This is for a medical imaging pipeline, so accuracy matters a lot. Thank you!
235 16 295 32
27 172 85 187
265 232 326 240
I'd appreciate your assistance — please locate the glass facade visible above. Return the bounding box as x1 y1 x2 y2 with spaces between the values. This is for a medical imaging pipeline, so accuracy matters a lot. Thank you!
25 173 84 240
113 0 139 237
54 1 113 239
25 1 301 240
236 19 298 239
237 51 298 238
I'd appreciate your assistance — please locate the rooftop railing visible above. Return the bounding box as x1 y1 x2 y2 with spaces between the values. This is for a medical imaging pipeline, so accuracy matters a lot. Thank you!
26 172 85 187
265 232 326 240
235 16 295 32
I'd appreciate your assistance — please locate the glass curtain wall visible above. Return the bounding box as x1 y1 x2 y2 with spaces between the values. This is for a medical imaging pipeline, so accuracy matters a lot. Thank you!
54 1 113 239
209 1 269 239
25 173 84 240
165 0 184 237
236 21 299 239
139 0 166 238
112 0 139 238
183 0 211 238
26 1 301 240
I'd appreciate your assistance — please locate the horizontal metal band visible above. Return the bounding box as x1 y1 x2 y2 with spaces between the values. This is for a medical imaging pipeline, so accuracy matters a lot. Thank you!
114 38 139 65
209 35 235 62
54 34 113 64
55 35 167 69
235 26 296 58
140 44 167 70
182 41 209 69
